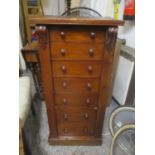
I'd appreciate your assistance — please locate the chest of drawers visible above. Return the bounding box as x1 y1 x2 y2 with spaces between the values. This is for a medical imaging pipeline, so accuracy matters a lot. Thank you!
30 16 124 145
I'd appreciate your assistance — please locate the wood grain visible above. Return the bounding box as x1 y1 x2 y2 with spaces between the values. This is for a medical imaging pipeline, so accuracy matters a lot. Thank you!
50 26 105 43
29 16 125 26
57 122 95 136
36 27 58 138
51 42 104 60
54 78 100 93
94 27 117 137
33 17 124 145
52 61 102 78
56 107 97 124
54 93 98 107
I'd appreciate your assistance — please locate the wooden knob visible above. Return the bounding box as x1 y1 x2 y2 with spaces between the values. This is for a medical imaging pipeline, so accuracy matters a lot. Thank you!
88 48 94 56
63 98 67 105
90 32 96 39
64 128 68 134
64 113 68 121
84 113 89 120
60 31 65 38
93 106 98 110
88 65 93 73
86 98 91 106
61 65 67 73
62 82 67 88
61 49 65 56
87 83 92 90
83 127 88 133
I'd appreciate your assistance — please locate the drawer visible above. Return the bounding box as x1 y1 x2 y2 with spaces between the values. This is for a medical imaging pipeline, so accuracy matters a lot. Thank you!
53 61 102 78
54 78 100 93
51 42 104 60
58 122 95 136
54 93 98 107
50 27 105 42
56 107 97 124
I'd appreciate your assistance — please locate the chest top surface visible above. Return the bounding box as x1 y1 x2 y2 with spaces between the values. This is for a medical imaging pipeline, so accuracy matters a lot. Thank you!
29 16 124 26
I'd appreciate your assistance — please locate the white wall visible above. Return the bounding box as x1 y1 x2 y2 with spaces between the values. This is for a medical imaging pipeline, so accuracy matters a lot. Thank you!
42 0 65 15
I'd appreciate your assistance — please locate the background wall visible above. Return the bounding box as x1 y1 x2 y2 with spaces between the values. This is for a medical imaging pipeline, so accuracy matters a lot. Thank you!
42 0 65 15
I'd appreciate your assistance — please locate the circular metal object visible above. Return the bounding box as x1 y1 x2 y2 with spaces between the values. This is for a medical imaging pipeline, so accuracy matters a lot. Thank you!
110 124 135 155
61 7 102 17
109 106 135 136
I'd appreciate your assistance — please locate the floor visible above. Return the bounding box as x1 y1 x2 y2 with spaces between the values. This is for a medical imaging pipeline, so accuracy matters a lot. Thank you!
24 98 119 155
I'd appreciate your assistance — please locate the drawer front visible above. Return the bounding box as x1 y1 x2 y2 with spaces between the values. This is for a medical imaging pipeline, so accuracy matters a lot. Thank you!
50 27 105 42
53 61 102 77
58 122 95 136
54 78 100 93
51 43 104 60
56 108 97 124
54 93 98 107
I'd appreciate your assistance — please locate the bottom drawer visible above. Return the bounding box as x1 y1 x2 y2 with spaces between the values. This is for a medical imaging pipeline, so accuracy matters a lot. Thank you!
58 122 95 136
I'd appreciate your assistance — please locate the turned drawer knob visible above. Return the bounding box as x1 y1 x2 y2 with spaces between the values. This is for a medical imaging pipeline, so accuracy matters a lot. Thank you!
86 98 91 106
61 49 65 56
64 128 68 134
88 65 93 73
87 83 92 90
63 98 67 105
61 65 67 73
62 82 67 88
88 48 94 56
83 127 88 133
84 113 89 120
64 113 68 121
90 32 96 39
60 31 65 38
93 106 98 110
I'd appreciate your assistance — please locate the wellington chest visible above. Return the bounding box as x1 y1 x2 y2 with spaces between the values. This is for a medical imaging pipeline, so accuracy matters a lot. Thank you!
30 16 124 145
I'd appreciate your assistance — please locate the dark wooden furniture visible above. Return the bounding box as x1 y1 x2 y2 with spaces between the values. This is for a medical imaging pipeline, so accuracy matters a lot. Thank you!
30 16 124 145
21 41 44 99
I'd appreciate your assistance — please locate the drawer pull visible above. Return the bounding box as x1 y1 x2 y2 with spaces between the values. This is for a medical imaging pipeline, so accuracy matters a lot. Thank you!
60 49 65 56
86 98 91 106
87 83 92 90
64 128 68 134
60 31 65 38
83 127 88 133
84 113 89 120
61 65 67 73
88 65 93 73
88 48 94 56
64 113 68 121
93 106 98 110
63 98 67 105
90 32 96 39
62 82 67 88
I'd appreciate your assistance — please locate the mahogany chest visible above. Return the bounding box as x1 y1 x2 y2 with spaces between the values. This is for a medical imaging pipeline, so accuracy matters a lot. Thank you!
30 16 124 145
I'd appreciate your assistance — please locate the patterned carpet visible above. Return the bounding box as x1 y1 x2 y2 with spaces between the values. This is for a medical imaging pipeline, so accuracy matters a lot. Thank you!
23 98 118 155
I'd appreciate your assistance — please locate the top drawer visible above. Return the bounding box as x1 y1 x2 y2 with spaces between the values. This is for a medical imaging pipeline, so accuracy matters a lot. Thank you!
50 27 105 43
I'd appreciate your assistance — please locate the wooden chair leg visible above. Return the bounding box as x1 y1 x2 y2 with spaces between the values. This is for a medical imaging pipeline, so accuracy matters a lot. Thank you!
31 101 36 116
22 128 32 155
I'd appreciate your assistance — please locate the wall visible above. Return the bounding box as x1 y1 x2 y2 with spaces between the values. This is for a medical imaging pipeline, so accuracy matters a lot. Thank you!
42 0 65 15
72 0 80 7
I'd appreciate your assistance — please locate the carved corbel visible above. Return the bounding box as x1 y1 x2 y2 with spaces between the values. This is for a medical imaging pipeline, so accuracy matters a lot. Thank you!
35 25 48 50
105 27 118 52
